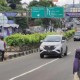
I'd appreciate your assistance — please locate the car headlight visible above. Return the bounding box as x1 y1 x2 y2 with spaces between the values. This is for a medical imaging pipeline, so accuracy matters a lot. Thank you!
74 36 79 38
54 45 62 50
40 45 44 50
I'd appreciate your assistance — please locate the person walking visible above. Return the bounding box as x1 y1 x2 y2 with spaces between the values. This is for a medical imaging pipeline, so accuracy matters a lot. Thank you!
0 36 6 61
73 49 80 80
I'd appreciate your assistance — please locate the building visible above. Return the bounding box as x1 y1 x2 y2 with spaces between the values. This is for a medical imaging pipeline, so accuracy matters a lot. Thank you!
64 4 80 18
0 13 19 37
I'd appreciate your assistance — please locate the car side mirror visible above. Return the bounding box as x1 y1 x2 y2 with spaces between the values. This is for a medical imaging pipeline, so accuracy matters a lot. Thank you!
40 40 44 43
61 40 65 43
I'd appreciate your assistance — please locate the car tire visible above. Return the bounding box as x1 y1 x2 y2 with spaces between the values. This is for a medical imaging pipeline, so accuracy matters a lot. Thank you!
64 46 68 56
74 39 76 41
40 54 44 58
59 48 64 58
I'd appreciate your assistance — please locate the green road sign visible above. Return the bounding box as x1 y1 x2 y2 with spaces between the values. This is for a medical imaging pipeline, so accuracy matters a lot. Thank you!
31 7 45 18
31 7 64 18
46 7 64 18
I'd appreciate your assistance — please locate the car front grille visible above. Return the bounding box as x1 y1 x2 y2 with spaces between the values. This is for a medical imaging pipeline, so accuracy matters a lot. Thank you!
44 46 55 50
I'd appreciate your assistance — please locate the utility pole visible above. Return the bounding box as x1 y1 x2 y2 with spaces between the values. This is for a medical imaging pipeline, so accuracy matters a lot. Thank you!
79 0 80 4
73 0 75 7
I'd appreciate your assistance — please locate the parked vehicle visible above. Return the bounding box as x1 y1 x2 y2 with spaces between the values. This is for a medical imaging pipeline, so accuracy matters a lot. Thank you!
62 28 68 32
40 35 68 58
74 31 80 41
72 18 80 25
75 20 80 25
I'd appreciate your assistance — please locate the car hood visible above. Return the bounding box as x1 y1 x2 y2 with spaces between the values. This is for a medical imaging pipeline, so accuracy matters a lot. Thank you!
74 35 80 37
40 42 61 46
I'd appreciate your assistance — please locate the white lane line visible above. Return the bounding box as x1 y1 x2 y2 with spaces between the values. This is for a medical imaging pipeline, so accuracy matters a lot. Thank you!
68 52 71 55
9 52 71 80
9 59 58 80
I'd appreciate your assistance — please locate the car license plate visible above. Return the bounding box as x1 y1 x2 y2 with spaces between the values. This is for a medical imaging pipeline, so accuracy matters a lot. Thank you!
47 50 51 52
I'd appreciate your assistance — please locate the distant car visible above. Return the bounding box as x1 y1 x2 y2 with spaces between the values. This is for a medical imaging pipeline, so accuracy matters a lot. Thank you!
65 22 73 30
62 28 68 32
40 35 68 58
76 21 80 25
74 31 80 41
73 19 80 25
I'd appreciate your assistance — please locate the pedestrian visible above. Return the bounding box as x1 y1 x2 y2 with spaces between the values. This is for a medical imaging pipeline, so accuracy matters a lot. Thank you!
73 49 80 80
0 36 6 61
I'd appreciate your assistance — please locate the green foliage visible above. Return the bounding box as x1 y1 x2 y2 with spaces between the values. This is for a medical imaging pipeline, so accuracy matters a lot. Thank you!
5 30 75 47
34 19 42 26
28 0 54 7
0 5 10 11
0 0 7 6
7 0 21 4
64 29 75 39
8 16 14 20
28 1 39 7
12 0 21 4
39 1 54 7
14 17 28 31
0 3 26 12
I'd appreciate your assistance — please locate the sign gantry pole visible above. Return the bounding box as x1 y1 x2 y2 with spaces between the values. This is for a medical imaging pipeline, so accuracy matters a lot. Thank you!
73 0 75 7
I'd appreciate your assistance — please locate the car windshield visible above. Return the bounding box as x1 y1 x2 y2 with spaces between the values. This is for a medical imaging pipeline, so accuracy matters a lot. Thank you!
75 32 80 36
44 36 61 42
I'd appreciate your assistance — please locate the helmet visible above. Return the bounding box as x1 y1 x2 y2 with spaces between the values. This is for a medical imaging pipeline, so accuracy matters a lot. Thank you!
75 49 80 59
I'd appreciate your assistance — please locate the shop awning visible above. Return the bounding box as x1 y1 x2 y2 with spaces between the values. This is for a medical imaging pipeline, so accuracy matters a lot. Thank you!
1 24 19 28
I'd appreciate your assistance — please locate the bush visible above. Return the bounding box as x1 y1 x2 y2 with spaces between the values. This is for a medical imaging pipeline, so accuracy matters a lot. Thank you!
5 30 75 47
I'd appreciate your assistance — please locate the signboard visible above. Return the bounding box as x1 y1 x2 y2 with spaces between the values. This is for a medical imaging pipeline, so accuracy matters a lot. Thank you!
46 7 64 18
31 7 45 18
31 7 64 18
66 12 80 17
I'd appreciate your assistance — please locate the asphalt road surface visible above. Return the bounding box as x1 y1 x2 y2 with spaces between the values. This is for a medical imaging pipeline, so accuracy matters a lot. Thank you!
0 39 79 80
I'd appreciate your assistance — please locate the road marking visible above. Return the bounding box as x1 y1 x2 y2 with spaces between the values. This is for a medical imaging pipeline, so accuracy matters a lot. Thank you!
9 59 58 80
68 52 71 55
9 52 71 80
4 52 38 62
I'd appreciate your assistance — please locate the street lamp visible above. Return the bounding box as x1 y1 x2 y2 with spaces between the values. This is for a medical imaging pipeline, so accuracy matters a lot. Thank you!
26 8 29 28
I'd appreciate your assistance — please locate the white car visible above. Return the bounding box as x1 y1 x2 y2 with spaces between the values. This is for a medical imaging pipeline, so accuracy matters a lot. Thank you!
73 18 80 25
40 35 68 58
74 31 80 41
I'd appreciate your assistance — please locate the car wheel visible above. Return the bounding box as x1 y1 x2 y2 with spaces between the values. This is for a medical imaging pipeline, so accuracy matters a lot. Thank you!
40 54 44 58
74 39 76 41
59 48 64 58
64 46 68 56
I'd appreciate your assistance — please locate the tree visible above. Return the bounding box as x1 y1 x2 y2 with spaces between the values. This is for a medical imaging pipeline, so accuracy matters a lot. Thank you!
28 0 54 7
39 0 54 7
0 0 7 6
28 1 39 7
15 17 28 32
7 0 21 4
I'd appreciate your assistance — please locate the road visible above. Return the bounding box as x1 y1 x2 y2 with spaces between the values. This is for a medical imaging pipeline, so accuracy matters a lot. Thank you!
0 39 79 80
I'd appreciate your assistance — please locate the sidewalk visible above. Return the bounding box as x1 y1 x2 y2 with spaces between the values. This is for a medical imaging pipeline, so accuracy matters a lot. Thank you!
4 48 39 60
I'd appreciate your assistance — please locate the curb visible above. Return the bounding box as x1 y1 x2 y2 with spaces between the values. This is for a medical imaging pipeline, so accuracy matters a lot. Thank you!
4 48 40 60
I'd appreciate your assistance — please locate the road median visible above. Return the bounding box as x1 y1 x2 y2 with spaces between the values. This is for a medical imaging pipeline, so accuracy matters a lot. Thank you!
3 48 39 60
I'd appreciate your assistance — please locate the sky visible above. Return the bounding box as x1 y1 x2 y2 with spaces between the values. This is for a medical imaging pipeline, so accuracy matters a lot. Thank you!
21 0 80 6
